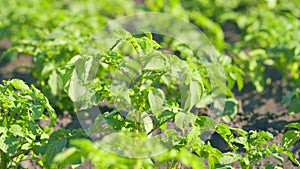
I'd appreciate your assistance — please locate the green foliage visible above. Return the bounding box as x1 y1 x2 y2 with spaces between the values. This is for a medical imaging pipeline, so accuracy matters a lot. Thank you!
64 30 206 133
282 88 300 114
0 79 56 168
279 123 300 167
52 117 300 169
228 0 300 92
52 116 222 168
216 123 300 169
1 0 300 168
0 0 135 111
0 0 245 115
50 30 226 168
52 32 299 168
53 139 208 169
41 128 86 167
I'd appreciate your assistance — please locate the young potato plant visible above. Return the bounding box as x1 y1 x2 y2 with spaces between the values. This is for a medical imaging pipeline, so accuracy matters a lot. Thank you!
280 123 300 166
0 79 56 168
216 123 300 169
0 0 245 120
51 31 297 169
229 0 300 92
51 30 226 168
0 0 135 111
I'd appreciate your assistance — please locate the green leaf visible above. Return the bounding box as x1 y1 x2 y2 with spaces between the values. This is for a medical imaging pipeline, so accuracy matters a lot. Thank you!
221 98 238 122
205 143 223 169
230 128 247 137
288 98 300 114
184 79 201 112
175 111 196 129
157 110 175 125
53 147 82 168
29 120 39 135
195 116 217 131
21 142 31 151
70 139 96 153
31 105 45 120
281 150 300 167
66 55 82 66
143 30 153 40
196 94 213 108
181 86 197 113
44 95 57 126
33 143 47 155
218 152 240 165
282 130 299 148
145 55 166 70
10 79 30 91
216 123 232 137
48 70 63 96
282 90 296 104
45 138 68 166
234 137 247 145
285 123 300 130
148 88 165 116
257 130 273 140
143 116 153 134
187 126 202 146
271 152 284 163
9 124 24 137
235 67 244 91
68 69 87 102
0 134 18 154
41 62 55 76
0 134 8 153
178 148 206 169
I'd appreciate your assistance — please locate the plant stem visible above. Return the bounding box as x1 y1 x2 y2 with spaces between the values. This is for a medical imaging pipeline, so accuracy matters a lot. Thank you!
135 111 141 133
1 149 8 169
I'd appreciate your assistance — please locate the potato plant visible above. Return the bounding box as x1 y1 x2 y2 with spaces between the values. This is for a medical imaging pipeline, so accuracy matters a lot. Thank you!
228 0 300 93
216 123 300 169
0 79 56 168
53 120 300 168
0 0 135 111
0 0 300 168
0 0 245 114
50 32 299 168
281 123 300 166
49 31 220 168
